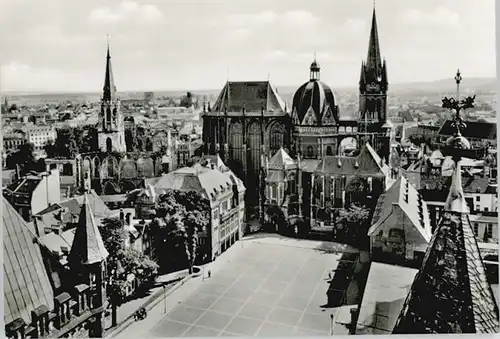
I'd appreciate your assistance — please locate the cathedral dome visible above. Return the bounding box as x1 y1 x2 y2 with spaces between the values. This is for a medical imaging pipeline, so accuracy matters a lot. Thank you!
292 59 338 126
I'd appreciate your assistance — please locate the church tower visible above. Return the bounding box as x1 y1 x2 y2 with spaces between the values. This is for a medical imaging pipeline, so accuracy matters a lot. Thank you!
358 5 391 162
98 43 126 153
68 193 109 337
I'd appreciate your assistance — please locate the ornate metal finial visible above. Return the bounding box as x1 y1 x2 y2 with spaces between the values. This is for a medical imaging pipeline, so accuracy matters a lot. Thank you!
442 70 475 159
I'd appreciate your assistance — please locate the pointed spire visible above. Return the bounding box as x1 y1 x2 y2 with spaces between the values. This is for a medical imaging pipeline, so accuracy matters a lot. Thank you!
103 37 116 102
393 71 499 335
366 5 382 71
68 193 109 266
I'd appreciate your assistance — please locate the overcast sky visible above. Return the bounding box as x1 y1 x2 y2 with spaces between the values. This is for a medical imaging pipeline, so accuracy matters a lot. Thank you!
0 0 496 93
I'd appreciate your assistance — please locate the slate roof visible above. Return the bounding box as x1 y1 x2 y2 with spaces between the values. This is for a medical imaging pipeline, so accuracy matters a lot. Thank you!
68 194 109 266
462 176 490 194
438 120 496 140
153 163 245 199
210 81 287 114
3 197 54 325
314 143 388 177
268 148 296 170
369 176 432 243
393 160 500 334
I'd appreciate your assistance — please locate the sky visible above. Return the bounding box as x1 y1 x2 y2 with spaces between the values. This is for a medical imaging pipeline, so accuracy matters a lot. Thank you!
0 0 496 93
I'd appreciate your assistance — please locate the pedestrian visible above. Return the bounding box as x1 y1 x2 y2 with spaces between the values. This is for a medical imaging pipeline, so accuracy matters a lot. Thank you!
208 270 211 278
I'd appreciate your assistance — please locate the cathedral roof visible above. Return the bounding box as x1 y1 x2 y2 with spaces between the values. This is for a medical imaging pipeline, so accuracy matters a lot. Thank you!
210 81 286 114
292 79 337 125
314 143 387 177
68 193 109 266
3 197 54 326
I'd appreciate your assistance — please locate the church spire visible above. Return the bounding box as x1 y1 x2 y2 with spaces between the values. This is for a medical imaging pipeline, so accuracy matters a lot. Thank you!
366 5 382 71
68 193 109 266
393 72 499 334
103 38 116 102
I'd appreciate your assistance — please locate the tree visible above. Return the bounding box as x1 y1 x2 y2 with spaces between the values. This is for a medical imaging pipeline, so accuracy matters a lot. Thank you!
180 92 193 108
150 190 210 273
6 143 39 174
100 218 159 302
335 204 371 246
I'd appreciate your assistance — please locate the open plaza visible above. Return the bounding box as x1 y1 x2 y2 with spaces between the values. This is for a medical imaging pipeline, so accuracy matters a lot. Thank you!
112 236 362 337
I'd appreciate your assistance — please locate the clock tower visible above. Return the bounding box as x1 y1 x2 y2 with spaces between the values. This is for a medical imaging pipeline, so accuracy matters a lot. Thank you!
358 5 391 162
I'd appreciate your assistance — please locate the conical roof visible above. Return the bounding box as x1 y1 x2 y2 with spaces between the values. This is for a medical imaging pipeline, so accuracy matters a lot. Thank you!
268 148 295 170
68 193 109 266
393 87 499 333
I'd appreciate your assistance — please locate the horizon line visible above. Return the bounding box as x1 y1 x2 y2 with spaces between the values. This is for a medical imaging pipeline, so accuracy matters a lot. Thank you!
2 76 496 96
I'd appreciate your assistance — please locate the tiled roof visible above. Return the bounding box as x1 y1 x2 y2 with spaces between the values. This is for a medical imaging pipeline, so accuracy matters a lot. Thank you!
36 190 113 220
211 81 286 114
299 159 321 173
369 177 432 243
153 164 245 199
462 176 490 194
314 143 388 177
268 148 296 170
68 194 109 266
393 161 499 334
438 120 496 140
393 212 499 334
3 197 54 325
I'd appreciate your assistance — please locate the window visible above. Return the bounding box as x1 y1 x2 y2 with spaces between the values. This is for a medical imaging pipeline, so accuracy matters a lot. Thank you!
213 208 219 220
476 205 480 211
476 196 480 202
473 223 479 236
484 207 489 212
222 201 228 213
486 224 493 240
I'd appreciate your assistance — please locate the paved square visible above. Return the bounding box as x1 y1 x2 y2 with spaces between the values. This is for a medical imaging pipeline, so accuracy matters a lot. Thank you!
148 241 358 337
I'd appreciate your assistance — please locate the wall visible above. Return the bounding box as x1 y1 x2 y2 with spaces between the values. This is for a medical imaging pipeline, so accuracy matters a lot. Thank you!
465 192 498 213
31 170 61 215
470 218 498 243
370 207 428 262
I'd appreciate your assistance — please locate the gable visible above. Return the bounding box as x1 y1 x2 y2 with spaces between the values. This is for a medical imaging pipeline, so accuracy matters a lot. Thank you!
322 106 336 126
302 106 317 126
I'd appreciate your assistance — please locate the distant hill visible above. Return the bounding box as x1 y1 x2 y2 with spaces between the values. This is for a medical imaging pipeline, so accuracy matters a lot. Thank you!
3 77 496 104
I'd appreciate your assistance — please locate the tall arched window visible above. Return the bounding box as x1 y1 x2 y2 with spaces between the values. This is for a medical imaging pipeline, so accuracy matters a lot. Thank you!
306 146 314 158
326 146 333 156
106 138 112 153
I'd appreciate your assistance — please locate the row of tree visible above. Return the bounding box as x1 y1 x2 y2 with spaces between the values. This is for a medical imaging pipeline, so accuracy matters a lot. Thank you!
44 126 98 158
5 143 46 174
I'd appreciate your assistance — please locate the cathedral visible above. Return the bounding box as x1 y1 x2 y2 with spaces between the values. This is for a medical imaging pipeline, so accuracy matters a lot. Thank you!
80 45 173 195
202 6 393 223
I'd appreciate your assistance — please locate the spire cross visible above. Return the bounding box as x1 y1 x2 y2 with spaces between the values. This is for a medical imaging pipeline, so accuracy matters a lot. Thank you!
455 69 462 102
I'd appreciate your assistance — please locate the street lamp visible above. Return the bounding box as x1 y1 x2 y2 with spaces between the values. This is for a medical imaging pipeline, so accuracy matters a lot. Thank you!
330 314 334 335
163 285 167 314
111 261 124 327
